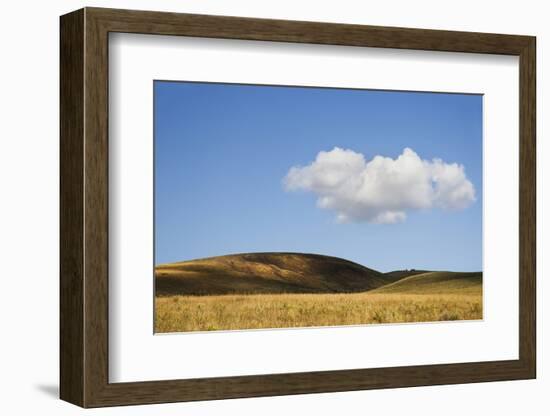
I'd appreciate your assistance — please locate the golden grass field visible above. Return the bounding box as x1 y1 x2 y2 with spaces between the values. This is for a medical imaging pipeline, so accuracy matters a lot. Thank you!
154 253 482 333
155 292 482 333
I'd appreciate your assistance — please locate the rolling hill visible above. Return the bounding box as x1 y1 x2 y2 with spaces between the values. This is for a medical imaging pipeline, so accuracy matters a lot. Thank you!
155 252 395 296
371 271 482 295
382 269 430 281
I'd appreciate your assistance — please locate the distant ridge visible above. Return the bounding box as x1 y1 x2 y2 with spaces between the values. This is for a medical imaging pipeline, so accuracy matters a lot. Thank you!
155 252 393 296
371 271 482 295
383 269 430 281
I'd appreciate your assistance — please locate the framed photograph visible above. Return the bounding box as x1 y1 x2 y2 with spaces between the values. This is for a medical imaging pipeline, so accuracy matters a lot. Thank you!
60 7 536 407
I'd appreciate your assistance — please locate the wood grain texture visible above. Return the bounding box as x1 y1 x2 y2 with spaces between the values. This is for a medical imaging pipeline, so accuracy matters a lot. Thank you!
518 38 536 375
59 7 537 408
83 9 110 406
89 7 532 54
59 8 84 406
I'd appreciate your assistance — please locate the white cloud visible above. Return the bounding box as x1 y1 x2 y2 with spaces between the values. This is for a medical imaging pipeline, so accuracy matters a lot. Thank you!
284 147 476 224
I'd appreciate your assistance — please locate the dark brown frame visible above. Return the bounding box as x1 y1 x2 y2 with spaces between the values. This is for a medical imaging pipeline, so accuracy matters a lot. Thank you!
60 7 536 408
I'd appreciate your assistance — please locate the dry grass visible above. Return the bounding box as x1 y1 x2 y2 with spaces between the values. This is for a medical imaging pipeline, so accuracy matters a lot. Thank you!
155 291 482 333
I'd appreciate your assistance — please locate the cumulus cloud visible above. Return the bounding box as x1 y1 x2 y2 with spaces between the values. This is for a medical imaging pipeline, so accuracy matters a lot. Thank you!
284 147 475 224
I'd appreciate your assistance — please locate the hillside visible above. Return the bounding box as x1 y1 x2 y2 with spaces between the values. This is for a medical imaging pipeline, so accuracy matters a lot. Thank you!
371 271 482 295
383 269 430 282
155 253 393 296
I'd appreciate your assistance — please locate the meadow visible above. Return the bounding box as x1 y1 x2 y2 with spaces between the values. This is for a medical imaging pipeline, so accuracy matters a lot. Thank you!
155 291 482 333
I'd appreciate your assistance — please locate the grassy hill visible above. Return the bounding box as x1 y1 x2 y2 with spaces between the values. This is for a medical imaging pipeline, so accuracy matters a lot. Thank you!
155 253 395 296
371 271 482 295
382 269 430 282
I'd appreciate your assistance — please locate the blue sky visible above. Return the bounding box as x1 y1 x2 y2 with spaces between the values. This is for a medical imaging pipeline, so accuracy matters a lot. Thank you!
154 81 482 272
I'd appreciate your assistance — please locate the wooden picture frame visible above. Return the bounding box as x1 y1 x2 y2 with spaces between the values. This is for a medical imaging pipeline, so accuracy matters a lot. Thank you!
60 7 536 408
